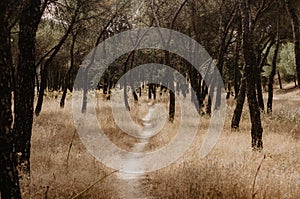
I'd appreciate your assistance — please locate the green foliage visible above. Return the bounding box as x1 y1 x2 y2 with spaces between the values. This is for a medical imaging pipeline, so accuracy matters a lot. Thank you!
277 42 296 82
262 42 296 82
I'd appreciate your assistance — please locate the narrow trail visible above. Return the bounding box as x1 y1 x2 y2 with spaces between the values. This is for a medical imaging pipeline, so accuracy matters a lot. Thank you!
112 104 156 199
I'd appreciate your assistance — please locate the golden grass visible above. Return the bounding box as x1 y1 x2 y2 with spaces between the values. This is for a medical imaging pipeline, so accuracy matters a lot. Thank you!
20 88 299 198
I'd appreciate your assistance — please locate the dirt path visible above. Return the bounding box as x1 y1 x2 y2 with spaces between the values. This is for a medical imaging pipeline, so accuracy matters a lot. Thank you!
112 104 156 199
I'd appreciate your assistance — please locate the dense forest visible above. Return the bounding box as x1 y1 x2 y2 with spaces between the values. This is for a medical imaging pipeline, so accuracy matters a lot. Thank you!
0 0 299 198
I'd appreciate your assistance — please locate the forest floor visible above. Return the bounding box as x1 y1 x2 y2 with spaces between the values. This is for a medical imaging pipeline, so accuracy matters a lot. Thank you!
20 84 299 198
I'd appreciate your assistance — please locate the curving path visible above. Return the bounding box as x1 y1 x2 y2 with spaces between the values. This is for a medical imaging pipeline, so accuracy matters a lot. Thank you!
113 104 157 199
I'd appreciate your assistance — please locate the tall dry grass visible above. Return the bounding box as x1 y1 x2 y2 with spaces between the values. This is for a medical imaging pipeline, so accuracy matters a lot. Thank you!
20 88 299 198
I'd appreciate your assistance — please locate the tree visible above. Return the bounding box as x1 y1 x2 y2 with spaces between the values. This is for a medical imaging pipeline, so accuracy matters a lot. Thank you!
35 0 81 115
239 0 263 149
231 73 246 129
0 0 22 197
285 0 300 88
267 17 280 113
13 0 46 171
151 0 188 121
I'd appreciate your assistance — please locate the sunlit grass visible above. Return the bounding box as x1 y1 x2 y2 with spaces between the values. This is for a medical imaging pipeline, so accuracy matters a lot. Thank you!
20 88 299 198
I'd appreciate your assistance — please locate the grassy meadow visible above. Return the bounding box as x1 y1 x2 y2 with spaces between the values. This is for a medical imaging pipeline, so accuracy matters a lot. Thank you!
20 85 299 198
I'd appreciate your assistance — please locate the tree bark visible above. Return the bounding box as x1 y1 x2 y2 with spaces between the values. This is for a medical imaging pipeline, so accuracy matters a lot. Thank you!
189 66 202 113
0 1 21 197
234 20 242 98
231 74 246 129
240 0 263 149
60 32 77 108
267 20 280 113
285 0 300 88
256 74 264 111
13 0 43 171
165 51 175 121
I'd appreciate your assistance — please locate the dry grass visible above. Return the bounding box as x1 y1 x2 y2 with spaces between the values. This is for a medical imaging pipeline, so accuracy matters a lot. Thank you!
20 87 299 198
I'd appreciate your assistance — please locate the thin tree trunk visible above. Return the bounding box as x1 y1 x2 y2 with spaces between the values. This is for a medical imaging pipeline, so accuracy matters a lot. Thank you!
60 32 77 108
256 75 264 111
124 79 130 111
35 70 40 95
0 1 21 196
267 19 280 113
226 82 231 99
231 74 246 129
234 21 242 98
129 52 138 102
256 38 276 112
165 51 175 121
189 66 202 113
277 71 283 89
240 0 263 149
285 0 300 88
148 84 152 99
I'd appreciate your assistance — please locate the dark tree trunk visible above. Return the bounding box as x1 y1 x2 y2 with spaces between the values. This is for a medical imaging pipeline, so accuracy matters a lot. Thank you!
13 0 43 171
267 19 280 113
152 84 157 100
226 82 231 99
61 32 77 108
189 66 202 113
148 84 152 99
165 51 175 121
35 70 40 95
231 74 246 129
256 75 264 112
169 86 175 121
234 20 242 98
256 39 275 112
139 87 142 97
240 0 263 150
206 96 212 115
132 88 138 101
129 53 138 102
0 1 22 197
277 71 283 89
285 0 300 88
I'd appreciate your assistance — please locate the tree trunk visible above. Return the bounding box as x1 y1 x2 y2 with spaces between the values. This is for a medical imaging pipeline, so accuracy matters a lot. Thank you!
256 75 264 112
226 82 231 99
60 32 77 108
267 19 280 113
124 79 130 111
234 20 242 98
240 0 263 150
148 84 152 99
285 0 300 88
231 74 246 129
0 1 21 196
152 84 157 100
277 71 283 89
189 66 202 113
165 51 175 121
13 0 43 171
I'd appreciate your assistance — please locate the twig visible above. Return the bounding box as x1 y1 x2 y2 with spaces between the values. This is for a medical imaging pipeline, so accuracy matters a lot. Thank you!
71 170 119 199
66 129 76 169
251 154 267 199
